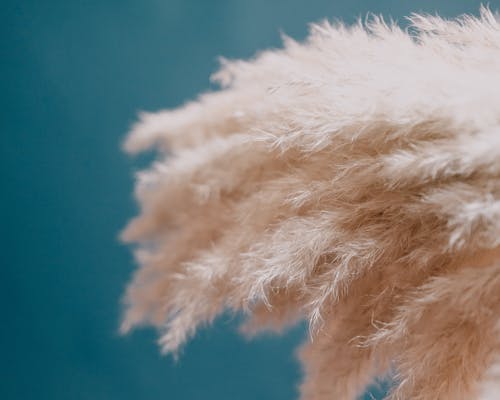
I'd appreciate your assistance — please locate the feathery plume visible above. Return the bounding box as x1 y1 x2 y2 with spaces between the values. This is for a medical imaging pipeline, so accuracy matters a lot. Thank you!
122 7 500 399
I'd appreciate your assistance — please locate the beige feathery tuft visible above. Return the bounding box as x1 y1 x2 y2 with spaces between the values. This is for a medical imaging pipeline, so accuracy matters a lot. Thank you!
121 7 500 399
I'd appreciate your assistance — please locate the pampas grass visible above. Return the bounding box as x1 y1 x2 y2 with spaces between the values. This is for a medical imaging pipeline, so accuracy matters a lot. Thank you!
121 7 500 399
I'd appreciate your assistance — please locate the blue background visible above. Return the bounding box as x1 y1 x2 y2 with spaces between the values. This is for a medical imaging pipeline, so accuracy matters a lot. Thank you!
2 1 495 399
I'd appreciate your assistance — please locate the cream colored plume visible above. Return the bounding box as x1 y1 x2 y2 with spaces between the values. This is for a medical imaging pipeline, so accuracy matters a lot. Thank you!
121 7 500 399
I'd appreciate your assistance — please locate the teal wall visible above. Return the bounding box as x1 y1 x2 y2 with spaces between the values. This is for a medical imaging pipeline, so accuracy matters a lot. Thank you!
2 1 494 399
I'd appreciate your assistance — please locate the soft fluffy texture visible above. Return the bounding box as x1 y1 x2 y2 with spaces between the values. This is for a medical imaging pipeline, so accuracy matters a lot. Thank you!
121 7 500 399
